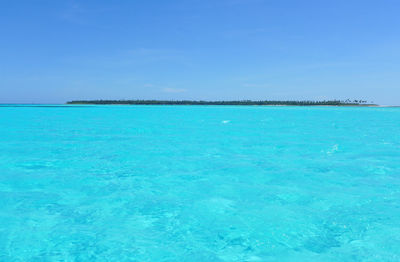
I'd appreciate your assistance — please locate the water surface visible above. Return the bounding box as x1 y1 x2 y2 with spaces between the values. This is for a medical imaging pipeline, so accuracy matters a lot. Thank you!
0 105 399 261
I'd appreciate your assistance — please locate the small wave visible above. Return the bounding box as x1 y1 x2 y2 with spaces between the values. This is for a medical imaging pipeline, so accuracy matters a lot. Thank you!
327 144 339 155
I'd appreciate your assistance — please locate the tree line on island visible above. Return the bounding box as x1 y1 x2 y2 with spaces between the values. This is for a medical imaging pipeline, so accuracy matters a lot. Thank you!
66 99 374 106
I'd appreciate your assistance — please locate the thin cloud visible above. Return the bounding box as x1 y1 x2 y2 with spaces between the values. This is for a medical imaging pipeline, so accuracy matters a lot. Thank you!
162 88 187 93
243 83 269 88
60 1 116 27
60 2 87 24
126 48 186 63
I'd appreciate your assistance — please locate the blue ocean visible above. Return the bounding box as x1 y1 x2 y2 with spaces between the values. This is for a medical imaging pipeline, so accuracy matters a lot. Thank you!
0 105 399 261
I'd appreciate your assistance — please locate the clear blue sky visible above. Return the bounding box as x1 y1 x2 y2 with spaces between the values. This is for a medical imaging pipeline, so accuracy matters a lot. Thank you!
1 0 399 105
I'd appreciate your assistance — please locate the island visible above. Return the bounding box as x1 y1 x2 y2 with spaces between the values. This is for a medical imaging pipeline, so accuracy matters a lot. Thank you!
66 99 375 106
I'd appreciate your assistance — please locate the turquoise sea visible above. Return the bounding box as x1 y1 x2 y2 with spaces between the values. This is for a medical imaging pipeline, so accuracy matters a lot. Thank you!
0 105 399 261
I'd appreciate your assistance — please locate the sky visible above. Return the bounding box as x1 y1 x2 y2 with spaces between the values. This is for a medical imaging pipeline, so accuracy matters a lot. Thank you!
1 0 399 105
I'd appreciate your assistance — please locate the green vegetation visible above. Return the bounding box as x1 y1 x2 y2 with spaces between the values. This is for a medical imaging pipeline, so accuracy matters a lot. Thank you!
67 99 374 106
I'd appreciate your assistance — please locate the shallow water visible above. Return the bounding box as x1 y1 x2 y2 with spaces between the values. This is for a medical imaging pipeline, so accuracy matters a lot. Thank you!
0 105 399 261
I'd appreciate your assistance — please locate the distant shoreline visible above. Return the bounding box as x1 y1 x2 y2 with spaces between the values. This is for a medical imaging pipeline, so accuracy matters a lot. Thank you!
66 100 376 106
